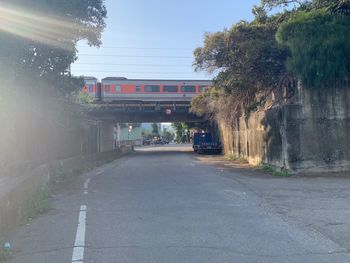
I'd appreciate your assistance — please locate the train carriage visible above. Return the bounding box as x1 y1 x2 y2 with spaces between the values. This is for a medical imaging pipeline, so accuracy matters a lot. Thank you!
83 77 212 103
82 76 98 98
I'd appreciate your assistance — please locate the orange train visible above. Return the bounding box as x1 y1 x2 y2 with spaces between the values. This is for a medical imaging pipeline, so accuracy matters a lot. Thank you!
82 77 212 102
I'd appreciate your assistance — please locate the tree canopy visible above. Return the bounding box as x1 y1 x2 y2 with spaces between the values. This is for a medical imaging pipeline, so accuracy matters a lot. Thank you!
191 0 350 119
277 8 350 87
193 13 289 116
0 0 107 95
194 21 287 94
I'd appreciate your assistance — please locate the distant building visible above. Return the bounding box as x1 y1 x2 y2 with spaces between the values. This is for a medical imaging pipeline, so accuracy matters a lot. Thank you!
141 123 161 135
141 123 153 133
115 124 142 144
161 124 175 136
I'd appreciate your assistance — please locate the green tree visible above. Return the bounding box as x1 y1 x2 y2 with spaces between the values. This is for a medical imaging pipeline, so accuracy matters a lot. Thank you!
0 0 107 95
258 0 309 10
162 130 174 141
151 123 159 136
319 0 350 15
276 9 350 87
257 0 350 14
193 20 288 108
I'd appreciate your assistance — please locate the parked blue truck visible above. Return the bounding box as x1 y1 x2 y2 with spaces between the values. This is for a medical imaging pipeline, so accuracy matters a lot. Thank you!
192 132 222 154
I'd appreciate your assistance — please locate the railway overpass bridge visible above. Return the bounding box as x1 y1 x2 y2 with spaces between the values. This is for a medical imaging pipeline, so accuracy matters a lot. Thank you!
87 100 203 123
85 100 206 152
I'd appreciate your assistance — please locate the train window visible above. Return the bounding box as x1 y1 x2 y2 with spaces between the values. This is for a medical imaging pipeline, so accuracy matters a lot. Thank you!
135 85 142 92
144 85 160 92
181 85 196 92
105 84 110 93
116 85 122 92
88 84 94 92
164 85 178 92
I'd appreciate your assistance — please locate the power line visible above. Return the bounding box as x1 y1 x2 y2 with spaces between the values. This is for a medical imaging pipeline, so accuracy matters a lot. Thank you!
73 63 193 67
77 54 192 59
77 45 194 51
72 70 199 74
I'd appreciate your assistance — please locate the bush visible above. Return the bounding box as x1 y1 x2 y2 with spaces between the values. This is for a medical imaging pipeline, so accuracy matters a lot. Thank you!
277 9 350 87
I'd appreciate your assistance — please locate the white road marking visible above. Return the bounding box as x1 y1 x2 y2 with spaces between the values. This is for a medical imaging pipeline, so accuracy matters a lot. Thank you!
96 170 104 175
71 205 87 263
83 178 91 189
84 190 88 195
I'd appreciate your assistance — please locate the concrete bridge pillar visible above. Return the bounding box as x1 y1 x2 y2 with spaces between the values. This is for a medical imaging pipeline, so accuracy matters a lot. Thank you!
97 121 116 152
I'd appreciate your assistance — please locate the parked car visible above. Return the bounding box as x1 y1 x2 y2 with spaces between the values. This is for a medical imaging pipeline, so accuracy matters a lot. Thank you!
193 132 222 154
143 139 151 145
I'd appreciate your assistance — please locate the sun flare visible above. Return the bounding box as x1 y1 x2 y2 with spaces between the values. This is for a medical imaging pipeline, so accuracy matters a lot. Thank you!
0 4 91 51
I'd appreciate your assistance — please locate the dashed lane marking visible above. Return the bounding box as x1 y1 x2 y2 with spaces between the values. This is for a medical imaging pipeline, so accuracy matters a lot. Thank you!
71 205 87 263
83 178 91 190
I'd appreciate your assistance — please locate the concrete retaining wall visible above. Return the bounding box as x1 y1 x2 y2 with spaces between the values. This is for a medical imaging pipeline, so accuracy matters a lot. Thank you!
218 86 350 174
286 87 350 173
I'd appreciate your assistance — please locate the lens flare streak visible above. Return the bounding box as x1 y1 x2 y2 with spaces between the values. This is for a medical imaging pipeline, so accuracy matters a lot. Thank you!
0 4 92 50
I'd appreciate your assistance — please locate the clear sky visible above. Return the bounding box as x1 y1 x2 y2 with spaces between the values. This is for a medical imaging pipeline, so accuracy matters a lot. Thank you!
71 0 260 80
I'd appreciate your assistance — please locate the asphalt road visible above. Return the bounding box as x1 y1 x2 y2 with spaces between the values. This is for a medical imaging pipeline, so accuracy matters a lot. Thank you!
8 145 350 262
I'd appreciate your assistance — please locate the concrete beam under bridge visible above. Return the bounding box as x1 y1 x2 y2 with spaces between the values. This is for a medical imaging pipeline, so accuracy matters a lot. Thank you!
89 111 203 123
86 101 204 123
97 121 116 153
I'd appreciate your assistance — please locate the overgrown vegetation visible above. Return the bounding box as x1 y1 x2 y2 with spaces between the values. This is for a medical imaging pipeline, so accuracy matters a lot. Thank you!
18 186 52 226
260 163 290 177
276 8 350 87
0 246 12 262
225 154 247 163
49 152 125 187
191 0 350 157
20 151 126 225
192 18 288 118
192 0 350 113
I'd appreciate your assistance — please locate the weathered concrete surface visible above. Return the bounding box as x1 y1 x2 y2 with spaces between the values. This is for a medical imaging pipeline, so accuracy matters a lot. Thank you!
286 87 350 173
218 86 350 174
97 121 116 153
7 145 350 263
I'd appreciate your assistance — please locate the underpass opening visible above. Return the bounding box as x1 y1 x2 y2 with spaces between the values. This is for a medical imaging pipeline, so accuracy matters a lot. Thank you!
110 120 222 156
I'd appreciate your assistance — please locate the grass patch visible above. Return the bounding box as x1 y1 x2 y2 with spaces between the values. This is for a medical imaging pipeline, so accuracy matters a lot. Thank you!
259 164 290 177
49 165 86 185
18 185 52 226
0 247 11 262
16 152 127 227
49 151 125 187
225 154 247 163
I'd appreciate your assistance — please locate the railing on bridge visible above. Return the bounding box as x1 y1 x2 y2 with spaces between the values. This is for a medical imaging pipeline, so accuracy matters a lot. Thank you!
92 101 190 113
116 139 142 148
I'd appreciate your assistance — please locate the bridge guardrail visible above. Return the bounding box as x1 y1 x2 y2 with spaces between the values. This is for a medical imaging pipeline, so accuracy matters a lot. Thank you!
117 140 142 148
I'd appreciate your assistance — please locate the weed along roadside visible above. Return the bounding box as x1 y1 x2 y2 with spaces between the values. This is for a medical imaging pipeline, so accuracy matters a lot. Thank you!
225 154 247 163
0 148 133 261
224 154 290 177
259 164 290 177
